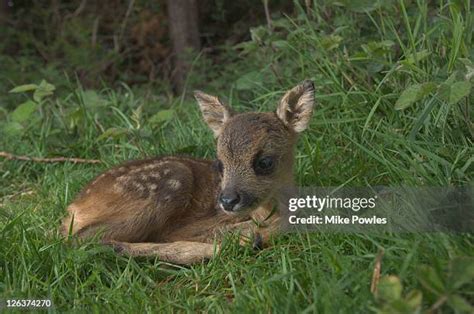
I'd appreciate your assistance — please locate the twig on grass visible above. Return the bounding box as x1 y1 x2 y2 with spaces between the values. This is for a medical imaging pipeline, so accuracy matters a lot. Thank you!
0 151 102 164
0 190 34 208
370 249 385 294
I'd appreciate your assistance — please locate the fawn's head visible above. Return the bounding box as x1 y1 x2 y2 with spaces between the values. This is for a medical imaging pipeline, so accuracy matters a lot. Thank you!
195 80 314 215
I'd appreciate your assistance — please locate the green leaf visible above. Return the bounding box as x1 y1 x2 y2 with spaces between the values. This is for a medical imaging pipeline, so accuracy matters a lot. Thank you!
272 40 289 49
395 82 437 110
0 106 7 120
250 26 267 43
383 299 418 313
402 50 431 64
449 257 474 290
438 81 471 105
148 109 174 126
33 80 56 102
404 290 422 310
447 295 473 313
417 265 445 296
82 90 106 107
97 127 129 141
234 41 258 55
67 108 85 129
2 121 24 136
321 35 343 51
10 101 38 123
9 84 38 93
235 71 262 90
375 275 403 302
459 58 474 80
337 0 382 12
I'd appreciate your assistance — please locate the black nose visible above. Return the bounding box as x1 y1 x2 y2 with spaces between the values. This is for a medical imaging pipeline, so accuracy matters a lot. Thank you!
219 191 241 211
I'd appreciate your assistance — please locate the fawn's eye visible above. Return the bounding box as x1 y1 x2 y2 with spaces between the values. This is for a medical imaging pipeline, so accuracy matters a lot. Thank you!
254 156 275 175
214 160 224 174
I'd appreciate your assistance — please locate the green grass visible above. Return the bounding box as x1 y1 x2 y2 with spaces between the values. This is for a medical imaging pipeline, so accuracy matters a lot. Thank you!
1 0 473 312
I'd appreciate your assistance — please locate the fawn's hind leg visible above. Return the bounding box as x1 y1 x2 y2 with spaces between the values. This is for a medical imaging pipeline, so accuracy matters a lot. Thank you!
106 241 218 265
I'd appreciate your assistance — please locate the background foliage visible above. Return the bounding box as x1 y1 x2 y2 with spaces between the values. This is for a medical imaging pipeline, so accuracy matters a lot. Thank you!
0 0 473 312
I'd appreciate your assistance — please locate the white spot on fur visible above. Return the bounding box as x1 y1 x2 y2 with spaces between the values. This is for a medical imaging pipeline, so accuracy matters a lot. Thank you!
92 173 106 184
167 179 182 190
144 163 162 170
150 172 161 179
117 175 128 182
113 182 124 193
132 182 145 191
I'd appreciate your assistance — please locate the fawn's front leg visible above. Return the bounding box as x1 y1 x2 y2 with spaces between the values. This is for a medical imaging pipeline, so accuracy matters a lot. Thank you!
222 214 281 249
106 241 218 265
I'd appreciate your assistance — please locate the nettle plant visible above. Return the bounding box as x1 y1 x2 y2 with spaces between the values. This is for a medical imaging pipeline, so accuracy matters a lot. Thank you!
394 61 473 111
373 257 474 313
4 80 56 138
3 80 175 146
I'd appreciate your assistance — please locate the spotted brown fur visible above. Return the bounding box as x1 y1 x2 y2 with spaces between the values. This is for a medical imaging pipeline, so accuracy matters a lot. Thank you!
61 80 315 264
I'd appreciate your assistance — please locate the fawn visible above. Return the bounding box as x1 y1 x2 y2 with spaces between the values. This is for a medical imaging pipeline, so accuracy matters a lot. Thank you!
61 80 315 264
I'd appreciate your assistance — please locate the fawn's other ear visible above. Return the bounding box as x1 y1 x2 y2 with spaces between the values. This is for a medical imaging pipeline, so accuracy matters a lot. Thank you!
276 80 315 133
194 91 233 137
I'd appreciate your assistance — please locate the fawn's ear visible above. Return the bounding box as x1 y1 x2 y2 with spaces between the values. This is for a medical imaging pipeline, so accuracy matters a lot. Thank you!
276 80 315 133
194 91 233 137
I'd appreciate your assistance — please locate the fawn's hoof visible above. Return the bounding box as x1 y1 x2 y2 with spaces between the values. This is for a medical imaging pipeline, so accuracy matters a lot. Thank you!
252 233 263 250
103 240 126 254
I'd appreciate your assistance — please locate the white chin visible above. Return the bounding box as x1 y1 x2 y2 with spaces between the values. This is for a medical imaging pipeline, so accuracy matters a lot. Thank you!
220 203 257 216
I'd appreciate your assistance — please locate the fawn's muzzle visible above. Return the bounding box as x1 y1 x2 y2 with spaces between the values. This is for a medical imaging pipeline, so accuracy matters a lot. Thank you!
218 189 257 213
218 190 241 212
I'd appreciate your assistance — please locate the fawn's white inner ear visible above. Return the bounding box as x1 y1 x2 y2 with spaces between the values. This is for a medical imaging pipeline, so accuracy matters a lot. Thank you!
276 81 315 133
194 91 232 137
